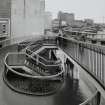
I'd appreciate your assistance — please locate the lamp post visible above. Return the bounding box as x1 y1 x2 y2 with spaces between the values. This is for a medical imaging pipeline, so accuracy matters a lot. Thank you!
24 0 26 18
58 11 63 36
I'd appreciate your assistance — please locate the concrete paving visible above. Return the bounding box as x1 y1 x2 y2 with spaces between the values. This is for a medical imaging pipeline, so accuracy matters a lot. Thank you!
0 45 95 105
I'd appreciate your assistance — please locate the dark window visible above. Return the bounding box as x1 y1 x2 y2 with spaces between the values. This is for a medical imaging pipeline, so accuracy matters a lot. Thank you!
0 44 2 48
2 30 6 33
91 40 97 44
101 41 105 45
2 24 6 27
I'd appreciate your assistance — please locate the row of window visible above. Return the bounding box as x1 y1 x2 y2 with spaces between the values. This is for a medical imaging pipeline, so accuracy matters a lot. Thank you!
0 24 7 34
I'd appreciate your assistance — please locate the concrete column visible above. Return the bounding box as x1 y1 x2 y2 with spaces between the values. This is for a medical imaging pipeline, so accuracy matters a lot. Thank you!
49 49 51 60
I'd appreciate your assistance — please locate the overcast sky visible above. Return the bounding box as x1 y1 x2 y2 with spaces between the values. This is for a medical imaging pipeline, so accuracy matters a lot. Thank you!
45 0 105 23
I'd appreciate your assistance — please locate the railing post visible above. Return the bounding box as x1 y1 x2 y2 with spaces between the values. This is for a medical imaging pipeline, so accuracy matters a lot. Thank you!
96 92 101 105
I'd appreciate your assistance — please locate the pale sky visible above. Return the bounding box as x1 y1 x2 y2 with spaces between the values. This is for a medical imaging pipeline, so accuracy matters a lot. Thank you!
45 0 105 23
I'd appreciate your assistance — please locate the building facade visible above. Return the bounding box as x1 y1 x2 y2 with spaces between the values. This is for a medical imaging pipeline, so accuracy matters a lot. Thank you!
58 11 75 26
44 12 52 30
0 18 10 38
11 0 45 37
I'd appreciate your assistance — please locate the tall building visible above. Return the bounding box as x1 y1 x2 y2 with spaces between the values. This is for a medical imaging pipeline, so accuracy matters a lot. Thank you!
44 12 52 29
0 0 10 42
84 19 94 26
11 0 45 37
0 0 10 18
58 11 75 26
0 0 51 38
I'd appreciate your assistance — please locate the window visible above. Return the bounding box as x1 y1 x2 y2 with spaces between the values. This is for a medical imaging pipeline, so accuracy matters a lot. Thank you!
2 24 6 28
2 30 6 33
2 24 6 33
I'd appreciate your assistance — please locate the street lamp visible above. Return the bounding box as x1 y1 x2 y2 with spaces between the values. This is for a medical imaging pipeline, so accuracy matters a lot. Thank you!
24 0 26 18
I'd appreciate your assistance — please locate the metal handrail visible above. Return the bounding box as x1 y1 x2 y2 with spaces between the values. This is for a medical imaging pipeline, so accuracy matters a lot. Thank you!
63 29 105 36
4 52 64 79
23 37 60 65
58 36 105 53
26 48 61 64
8 52 61 67
0 35 43 49
79 91 100 105
58 36 104 105
25 49 61 67
37 54 61 64
25 39 57 51
25 41 43 50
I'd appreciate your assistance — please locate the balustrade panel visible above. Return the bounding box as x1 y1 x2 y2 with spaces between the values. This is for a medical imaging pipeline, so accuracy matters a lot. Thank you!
58 36 105 90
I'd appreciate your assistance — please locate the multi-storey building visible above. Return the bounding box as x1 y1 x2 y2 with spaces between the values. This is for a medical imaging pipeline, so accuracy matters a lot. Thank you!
44 11 52 30
0 18 10 37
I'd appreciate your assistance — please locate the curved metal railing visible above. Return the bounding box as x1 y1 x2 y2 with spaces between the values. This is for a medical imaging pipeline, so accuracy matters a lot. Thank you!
18 36 57 52
4 52 64 79
3 52 64 95
58 36 105 89
22 37 61 68
25 43 43 55
0 35 43 49
25 39 57 54
79 91 100 105
26 48 61 65
58 36 105 105
1 35 102 102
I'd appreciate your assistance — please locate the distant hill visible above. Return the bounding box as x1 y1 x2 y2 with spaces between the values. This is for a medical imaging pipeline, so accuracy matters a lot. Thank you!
0 0 10 18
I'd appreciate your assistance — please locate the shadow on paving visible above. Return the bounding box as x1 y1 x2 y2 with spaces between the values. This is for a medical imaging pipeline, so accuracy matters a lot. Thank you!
53 76 85 105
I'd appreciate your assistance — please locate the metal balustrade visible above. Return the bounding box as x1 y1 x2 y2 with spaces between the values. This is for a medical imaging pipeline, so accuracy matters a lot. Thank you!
1 35 102 103
0 35 43 49
17 41 33 51
18 37 45 51
79 91 100 105
26 48 61 65
25 38 57 54
25 43 43 55
25 50 62 72
4 52 63 77
58 36 105 89
4 52 64 95
57 36 103 105
21 36 60 69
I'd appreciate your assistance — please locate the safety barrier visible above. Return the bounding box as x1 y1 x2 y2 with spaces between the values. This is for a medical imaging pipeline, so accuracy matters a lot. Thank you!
26 48 61 65
58 36 105 91
4 52 64 95
0 35 43 49
2 35 102 103
80 91 100 105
